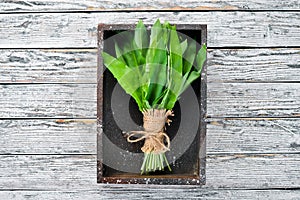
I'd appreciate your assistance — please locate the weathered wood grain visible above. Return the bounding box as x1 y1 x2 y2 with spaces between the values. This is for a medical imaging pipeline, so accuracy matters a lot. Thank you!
208 48 300 83
0 84 96 118
1 0 299 12
0 49 97 83
208 83 300 117
0 119 96 154
1 48 299 83
0 155 96 190
0 119 299 154
206 153 300 189
1 83 299 118
0 12 299 48
0 2 299 196
207 119 300 153
0 189 300 200
0 154 298 189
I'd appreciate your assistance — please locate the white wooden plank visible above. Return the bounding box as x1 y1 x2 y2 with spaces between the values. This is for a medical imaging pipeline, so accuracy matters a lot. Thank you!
0 119 96 154
0 119 299 154
1 48 299 83
0 155 96 190
1 0 299 12
0 0 298 196
0 12 299 48
207 83 300 117
0 189 299 200
208 48 300 83
0 84 96 118
0 154 299 189
206 153 300 189
0 49 97 83
1 83 299 118
207 119 300 153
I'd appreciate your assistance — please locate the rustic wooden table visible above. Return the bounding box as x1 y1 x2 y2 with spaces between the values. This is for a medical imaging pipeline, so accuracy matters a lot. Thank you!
0 1 299 199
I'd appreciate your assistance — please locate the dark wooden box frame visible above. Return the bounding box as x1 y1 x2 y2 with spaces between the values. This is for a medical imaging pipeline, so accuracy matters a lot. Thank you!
97 23 207 185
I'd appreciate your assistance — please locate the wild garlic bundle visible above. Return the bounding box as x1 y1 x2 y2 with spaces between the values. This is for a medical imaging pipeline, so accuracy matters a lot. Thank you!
102 19 206 174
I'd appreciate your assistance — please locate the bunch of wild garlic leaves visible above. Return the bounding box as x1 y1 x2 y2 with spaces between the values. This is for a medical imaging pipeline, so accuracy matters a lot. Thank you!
102 19 206 174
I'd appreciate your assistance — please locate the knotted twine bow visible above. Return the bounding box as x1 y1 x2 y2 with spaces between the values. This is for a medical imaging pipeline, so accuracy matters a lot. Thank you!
127 109 174 154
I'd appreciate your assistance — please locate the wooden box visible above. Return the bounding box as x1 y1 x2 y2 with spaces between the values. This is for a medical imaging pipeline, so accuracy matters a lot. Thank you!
97 23 207 185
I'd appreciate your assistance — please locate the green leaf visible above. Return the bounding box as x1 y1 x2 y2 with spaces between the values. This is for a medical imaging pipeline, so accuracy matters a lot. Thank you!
158 26 183 109
159 88 177 110
180 39 188 54
102 51 129 80
159 68 183 109
144 21 169 106
114 42 126 64
169 28 182 74
181 71 200 93
148 19 162 50
102 20 207 112
102 52 144 110
134 20 148 58
146 38 168 106
180 44 206 94
162 21 170 45
134 20 148 50
132 41 146 66
182 40 196 75
196 43 207 71
122 43 139 68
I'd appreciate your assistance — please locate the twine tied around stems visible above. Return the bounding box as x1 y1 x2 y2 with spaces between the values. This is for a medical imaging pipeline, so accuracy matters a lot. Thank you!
127 109 174 154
